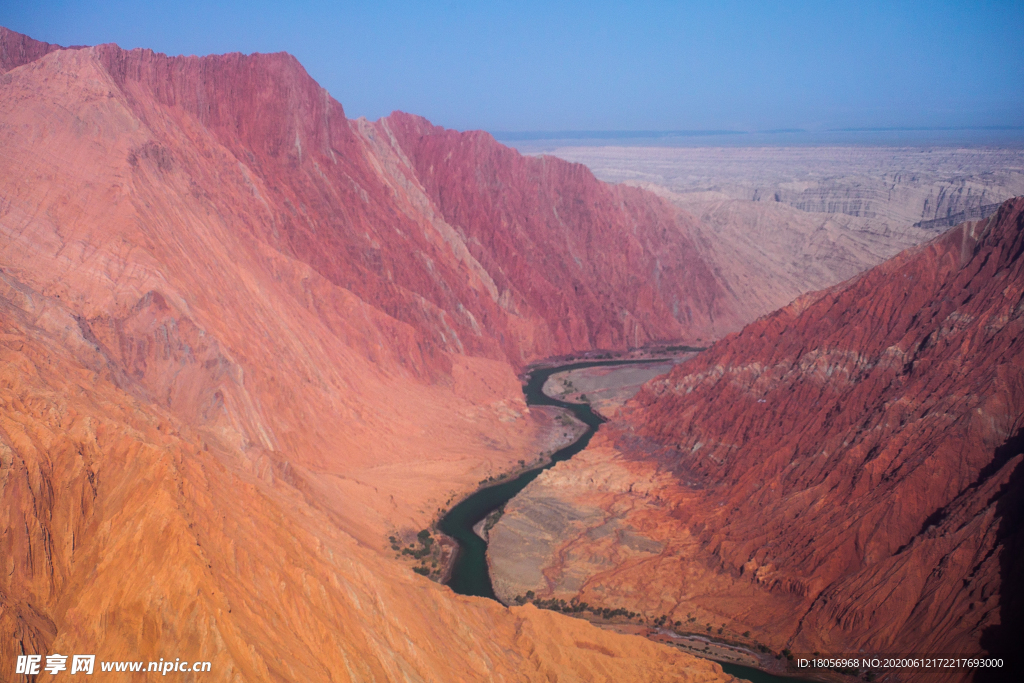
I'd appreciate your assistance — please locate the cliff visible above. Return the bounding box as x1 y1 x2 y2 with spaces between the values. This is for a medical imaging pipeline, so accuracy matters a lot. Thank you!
0 26 63 72
382 113 741 355
0 27 739 682
490 198 1024 681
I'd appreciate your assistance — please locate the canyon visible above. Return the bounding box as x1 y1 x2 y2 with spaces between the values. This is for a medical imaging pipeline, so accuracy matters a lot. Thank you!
540 145 1024 321
0 27 739 682
489 198 1024 681
2 23 1020 682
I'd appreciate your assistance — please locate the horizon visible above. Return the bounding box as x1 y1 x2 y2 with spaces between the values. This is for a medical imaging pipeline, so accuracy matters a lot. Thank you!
2 10 1023 681
494 126 1024 150
3 1 1023 138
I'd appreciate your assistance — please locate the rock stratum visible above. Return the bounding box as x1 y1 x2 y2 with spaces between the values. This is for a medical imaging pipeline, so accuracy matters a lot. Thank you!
545 145 1024 229
544 146 1024 319
641 188 937 324
490 198 1024 681
0 28 739 681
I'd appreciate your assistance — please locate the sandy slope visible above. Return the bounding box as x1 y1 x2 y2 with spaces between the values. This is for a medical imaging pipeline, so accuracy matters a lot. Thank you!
0 28 735 682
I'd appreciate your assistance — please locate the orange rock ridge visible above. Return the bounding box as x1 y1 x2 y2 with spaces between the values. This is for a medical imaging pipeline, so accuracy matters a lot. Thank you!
0 27 736 681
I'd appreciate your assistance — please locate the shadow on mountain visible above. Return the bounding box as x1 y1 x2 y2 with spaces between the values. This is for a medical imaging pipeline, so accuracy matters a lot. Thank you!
976 429 1024 683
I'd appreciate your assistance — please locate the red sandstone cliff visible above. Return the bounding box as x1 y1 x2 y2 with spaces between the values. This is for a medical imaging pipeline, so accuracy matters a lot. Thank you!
489 198 1024 681
627 197 1024 658
0 27 63 72
11 31 739 374
382 113 740 356
0 28 736 682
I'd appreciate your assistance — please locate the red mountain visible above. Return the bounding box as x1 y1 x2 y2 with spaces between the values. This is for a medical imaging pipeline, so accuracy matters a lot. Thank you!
1 28 742 375
0 27 736 682
628 197 1024 659
382 113 737 357
489 198 1023 681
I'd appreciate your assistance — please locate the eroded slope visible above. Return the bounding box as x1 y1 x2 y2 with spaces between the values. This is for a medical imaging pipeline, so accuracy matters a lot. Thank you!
0 29 734 682
490 199 1024 680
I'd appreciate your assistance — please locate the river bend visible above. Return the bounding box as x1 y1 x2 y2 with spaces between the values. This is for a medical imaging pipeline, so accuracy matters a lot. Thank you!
438 359 664 599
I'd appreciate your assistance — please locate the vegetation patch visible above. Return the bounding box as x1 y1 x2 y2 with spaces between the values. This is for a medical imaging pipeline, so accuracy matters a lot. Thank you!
389 528 442 580
482 506 505 534
511 594 640 621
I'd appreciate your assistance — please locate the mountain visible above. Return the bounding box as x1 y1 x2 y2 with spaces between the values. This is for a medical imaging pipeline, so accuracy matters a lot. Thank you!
636 185 935 320
0 27 736 682
489 198 1024 681
377 113 743 355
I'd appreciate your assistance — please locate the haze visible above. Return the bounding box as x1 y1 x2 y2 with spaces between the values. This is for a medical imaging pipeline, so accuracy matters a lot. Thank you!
4 0 1023 134
2 10 1023 680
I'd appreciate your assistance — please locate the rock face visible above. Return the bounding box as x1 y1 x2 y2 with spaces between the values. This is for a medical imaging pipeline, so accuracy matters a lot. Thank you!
0 29 737 682
542 146 1024 321
0 26 62 71
41 35 743 369
639 187 935 322
380 115 742 355
490 198 1024 680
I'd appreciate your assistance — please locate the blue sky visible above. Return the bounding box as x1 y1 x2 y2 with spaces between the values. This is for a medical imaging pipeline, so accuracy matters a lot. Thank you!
4 1 1023 134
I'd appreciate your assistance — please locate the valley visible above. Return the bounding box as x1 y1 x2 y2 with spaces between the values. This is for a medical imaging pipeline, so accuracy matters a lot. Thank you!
486 200 1024 682
441 358 673 599
0 22 1020 683
0 27 736 683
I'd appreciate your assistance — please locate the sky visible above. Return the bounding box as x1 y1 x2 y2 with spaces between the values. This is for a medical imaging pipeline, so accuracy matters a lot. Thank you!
3 1 1024 135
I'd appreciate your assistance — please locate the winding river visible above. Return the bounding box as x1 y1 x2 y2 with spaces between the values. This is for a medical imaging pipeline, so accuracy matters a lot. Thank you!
438 358 664 599
437 357 806 683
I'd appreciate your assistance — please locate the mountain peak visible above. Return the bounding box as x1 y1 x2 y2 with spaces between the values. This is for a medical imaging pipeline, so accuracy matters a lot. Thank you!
0 26 65 73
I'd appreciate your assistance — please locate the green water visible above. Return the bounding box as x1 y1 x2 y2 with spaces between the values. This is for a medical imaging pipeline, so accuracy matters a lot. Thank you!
437 357 806 683
718 662 805 682
438 359 664 598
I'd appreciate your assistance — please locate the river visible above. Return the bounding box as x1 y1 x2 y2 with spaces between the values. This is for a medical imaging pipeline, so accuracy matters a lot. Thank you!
438 358 663 598
437 357 805 683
